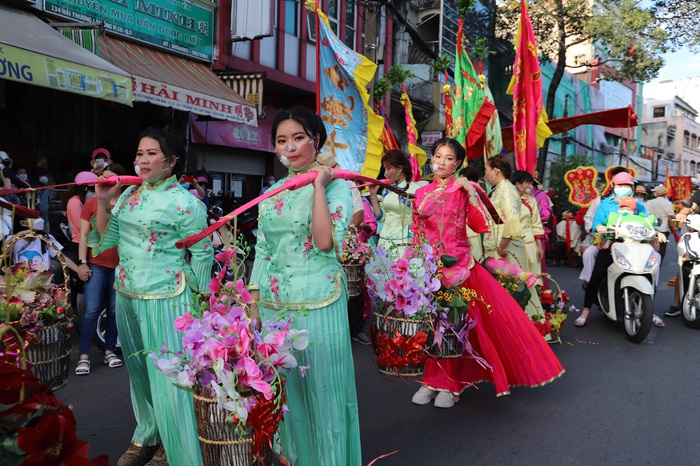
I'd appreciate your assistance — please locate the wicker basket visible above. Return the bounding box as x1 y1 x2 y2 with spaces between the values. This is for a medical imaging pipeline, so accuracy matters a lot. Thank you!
370 307 429 377
193 387 273 466
2 226 73 392
427 312 469 359
343 263 363 297
25 322 71 391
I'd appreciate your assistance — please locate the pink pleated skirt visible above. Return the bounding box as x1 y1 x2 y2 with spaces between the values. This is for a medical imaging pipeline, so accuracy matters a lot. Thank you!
422 263 565 396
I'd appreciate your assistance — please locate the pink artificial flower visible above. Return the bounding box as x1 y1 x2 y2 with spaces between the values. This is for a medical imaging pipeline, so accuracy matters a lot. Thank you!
391 258 409 278
174 311 194 332
235 279 251 303
209 276 222 295
440 267 471 288
215 248 236 262
207 339 230 361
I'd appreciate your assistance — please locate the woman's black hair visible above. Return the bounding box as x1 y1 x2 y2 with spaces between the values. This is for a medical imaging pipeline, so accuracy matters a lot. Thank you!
487 154 513 180
271 107 327 150
460 165 479 182
138 128 185 178
381 150 412 182
431 137 466 164
511 170 534 185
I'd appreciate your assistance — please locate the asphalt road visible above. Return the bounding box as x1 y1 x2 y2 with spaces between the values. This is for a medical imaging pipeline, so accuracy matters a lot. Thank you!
57 239 700 465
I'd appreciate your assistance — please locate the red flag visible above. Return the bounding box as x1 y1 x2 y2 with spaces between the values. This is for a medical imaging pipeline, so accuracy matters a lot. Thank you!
511 0 550 174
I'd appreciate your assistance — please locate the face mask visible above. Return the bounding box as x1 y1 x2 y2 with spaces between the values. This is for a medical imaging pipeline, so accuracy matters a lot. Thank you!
0 163 5 171
18 174 27 181
181 182 190 189
39 176 49 185
614 187 633 198
94 159 107 170
86 191 96 200
134 158 169 177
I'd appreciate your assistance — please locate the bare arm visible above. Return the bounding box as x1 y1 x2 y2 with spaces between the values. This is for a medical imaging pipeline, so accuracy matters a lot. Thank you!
350 210 363 228
94 180 121 234
77 217 92 280
369 185 381 218
311 166 335 252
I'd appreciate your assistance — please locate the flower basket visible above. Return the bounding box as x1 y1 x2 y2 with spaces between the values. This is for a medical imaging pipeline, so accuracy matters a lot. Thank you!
2 231 73 391
343 263 364 297
535 278 574 344
427 311 468 359
341 226 371 298
150 251 308 466
25 322 71 391
193 384 282 466
370 303 429 377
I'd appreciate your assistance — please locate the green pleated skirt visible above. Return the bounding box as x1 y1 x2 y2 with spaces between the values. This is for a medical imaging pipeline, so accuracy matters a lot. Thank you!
260 289 362 466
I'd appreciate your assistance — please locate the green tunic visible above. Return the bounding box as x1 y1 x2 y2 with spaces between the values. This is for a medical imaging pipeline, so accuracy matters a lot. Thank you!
90 176 213 465
250 176 362 466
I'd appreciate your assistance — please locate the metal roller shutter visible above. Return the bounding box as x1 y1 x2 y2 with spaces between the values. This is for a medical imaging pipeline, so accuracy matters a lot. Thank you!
194 148 267 175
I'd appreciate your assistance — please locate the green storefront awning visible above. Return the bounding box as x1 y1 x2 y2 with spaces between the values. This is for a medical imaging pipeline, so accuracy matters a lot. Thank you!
0 5 132 106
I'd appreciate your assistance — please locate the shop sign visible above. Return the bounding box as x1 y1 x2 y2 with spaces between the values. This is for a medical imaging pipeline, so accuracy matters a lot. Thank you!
421 131 442 146
190 115 274 152
134 77 256 124
0 43 132 105
44 0 214 62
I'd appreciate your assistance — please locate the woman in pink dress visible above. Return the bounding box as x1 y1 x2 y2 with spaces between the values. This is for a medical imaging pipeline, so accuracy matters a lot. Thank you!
410 138 564 408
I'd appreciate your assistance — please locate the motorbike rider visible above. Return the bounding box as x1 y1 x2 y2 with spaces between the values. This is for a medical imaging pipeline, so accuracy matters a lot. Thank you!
575 172 647 327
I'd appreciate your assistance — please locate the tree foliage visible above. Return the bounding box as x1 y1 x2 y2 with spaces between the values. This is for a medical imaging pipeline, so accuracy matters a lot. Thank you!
651 0 700 50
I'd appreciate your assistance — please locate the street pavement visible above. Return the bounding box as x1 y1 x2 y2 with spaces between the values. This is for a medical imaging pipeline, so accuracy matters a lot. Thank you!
56 239 700 465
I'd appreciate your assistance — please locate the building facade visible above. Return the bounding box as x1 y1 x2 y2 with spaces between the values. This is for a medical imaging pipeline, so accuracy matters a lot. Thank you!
642 96 700 181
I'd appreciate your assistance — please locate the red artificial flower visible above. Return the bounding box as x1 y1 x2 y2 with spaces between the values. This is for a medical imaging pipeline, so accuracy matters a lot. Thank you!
539 292 555 306
534 321 546 336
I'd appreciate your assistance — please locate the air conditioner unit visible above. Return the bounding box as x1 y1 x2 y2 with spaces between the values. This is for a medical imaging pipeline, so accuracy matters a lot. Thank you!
231 0 274 41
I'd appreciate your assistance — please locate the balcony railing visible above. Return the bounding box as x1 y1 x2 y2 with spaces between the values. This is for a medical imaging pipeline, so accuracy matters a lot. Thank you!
411 0 440 9
407 46 434 66
392 79 434 109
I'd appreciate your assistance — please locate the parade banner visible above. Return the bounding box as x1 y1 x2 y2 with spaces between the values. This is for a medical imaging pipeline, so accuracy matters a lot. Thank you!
664 166 674 199
450 18 495 159
374 102 399 152
44 0 214 61
400 84 427 178
564 166 599 208
507 0 551 173
670 176 692 201
0 43 131 105
501 107 639 153
313 6 384 177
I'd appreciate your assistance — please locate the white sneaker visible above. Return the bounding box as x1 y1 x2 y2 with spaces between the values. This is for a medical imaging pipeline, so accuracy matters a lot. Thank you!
411 386 437 405
434 391 459 409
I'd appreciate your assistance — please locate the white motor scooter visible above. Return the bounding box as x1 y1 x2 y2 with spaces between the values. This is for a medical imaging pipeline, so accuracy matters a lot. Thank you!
677 214 700 328
596 217 660 342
